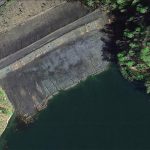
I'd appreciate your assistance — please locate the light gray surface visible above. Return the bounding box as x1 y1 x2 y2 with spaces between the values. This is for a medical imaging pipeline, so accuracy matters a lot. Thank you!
0 0 6 7
0 30 109 117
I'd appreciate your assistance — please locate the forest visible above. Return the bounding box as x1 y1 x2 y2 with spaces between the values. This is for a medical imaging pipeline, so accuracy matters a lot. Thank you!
80 0 150 94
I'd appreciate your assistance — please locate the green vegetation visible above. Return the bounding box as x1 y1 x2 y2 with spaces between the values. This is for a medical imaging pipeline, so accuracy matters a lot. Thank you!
0 0 16 12
0 87 14 135
80 0 150 94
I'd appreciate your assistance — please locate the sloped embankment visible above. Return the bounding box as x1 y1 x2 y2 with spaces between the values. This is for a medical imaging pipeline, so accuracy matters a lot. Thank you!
0 2 109 125
0 1 89 135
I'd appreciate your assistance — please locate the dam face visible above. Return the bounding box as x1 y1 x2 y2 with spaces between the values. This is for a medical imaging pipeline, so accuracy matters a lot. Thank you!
0 2 109 119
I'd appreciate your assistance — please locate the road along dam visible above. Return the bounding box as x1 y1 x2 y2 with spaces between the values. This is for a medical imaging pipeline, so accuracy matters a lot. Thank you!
0 2 109 121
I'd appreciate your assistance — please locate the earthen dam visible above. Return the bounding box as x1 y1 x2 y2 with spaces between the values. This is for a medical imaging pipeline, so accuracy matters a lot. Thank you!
0 2 109 120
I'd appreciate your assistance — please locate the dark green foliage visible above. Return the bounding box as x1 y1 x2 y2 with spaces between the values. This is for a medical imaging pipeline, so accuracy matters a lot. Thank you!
81 0 150 93
112 0 150 93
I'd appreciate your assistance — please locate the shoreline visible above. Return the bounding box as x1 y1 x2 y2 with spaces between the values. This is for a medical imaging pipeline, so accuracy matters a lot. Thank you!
0 64 109 141
0 112 16 149
0 5 109 119
0 1 110 136
20 64 110 123
0 87 14 136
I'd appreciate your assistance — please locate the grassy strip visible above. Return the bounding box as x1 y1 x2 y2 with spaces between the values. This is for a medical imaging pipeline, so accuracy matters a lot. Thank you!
0 87 14 135
0 0 16 12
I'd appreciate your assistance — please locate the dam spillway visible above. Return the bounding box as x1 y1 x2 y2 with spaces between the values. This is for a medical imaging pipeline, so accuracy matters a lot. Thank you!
0 2 109 119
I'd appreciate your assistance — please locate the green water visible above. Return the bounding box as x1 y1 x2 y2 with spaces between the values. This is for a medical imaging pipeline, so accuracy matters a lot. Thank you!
1 65 150 150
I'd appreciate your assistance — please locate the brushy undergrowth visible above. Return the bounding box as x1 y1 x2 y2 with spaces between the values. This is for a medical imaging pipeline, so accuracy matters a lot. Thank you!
75 0 150 94
0 87 13 135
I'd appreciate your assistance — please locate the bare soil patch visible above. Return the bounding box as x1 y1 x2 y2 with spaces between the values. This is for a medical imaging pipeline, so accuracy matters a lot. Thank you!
0 0 65 33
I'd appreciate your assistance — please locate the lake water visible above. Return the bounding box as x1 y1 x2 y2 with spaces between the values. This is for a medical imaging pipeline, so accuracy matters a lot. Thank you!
1 65 150 150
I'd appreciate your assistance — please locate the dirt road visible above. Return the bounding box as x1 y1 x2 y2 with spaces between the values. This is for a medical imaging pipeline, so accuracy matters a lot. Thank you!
0 0 65 33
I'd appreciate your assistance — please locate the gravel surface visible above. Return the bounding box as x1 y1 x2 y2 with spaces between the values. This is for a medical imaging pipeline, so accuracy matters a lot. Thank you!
0 0 65 33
